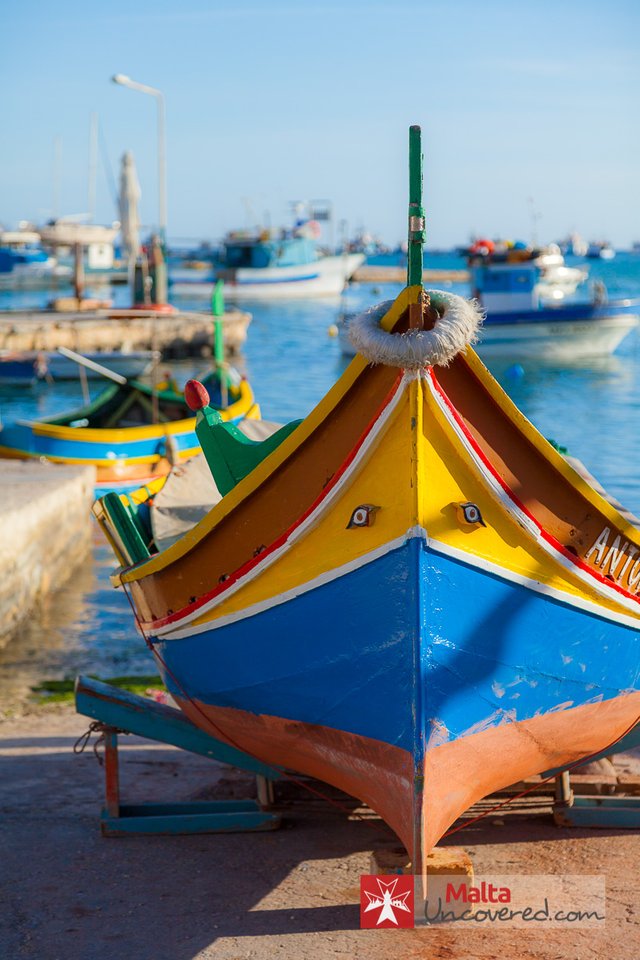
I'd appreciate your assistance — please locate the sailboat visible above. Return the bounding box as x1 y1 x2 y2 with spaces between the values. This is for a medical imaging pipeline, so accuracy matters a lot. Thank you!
93 127 640 871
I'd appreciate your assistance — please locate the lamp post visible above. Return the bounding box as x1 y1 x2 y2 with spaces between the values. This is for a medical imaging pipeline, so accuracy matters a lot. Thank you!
111 74 167 246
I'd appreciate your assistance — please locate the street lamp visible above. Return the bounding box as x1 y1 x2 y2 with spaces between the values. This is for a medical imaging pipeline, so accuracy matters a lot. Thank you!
112 74 167 246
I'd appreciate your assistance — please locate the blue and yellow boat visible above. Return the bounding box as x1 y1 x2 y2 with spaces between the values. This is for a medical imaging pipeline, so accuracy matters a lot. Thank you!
0 368 259 494
93 128 640 871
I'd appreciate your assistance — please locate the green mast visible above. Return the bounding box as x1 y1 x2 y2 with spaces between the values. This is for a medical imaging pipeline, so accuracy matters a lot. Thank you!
407 125 425 289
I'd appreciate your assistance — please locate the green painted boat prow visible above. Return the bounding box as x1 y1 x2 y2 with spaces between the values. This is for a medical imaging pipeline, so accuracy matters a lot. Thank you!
101 492 153 564
195 405 302 497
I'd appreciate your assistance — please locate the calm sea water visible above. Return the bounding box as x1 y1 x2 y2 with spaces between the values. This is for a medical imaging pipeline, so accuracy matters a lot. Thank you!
1 252 639 705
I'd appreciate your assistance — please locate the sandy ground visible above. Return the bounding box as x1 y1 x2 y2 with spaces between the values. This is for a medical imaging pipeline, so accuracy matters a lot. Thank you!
1 704 639 960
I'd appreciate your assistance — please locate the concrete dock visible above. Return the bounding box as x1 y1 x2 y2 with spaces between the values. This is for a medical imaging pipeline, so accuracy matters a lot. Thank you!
1 703 638 959
0 307 251 359
0 462 95 646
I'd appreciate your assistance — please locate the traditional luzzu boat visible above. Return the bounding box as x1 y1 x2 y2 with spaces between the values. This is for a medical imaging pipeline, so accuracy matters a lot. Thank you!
94 128 640 873
340 244 639 362
463 238 588 302
170 228 364 301
467 248 638 360
0 365 259 495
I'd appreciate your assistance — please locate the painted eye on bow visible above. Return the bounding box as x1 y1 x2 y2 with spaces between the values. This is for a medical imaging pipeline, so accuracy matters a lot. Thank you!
457 501 486 527
347 504 380 529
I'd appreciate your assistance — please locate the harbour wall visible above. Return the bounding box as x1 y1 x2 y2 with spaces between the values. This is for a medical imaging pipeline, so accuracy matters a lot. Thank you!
352 266 469 284
0 462 96 646
0 307 251 359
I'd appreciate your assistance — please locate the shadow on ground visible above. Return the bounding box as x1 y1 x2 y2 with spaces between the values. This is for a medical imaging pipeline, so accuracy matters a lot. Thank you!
2 715 639 960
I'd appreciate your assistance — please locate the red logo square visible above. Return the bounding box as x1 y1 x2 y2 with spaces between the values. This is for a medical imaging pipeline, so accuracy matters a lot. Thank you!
360 874 414 928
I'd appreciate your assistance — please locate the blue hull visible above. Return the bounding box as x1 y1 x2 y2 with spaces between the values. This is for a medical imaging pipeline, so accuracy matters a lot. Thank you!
154 536 639 757
484 299 640 327
0 420 199 462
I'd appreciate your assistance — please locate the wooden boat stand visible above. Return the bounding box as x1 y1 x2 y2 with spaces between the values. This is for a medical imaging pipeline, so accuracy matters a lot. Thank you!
547 723 640 828
553 769 640 829
74 675 281 836
75 676 640 837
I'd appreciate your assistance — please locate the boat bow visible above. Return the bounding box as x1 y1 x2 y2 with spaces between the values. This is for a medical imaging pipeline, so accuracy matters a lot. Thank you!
94 128 640 875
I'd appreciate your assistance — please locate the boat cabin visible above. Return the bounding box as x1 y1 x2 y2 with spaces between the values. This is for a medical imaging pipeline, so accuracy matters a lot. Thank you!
222 233 318 270
470 259 540 313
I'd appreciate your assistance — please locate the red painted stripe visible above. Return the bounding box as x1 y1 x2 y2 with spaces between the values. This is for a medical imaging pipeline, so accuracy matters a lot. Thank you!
143 372 405 632
428 367 640 607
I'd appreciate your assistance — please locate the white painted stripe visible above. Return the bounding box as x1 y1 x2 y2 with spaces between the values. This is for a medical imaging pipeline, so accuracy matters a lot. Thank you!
157 528 426 640
425 371 640 618
150 376 410 638
155 523 639 643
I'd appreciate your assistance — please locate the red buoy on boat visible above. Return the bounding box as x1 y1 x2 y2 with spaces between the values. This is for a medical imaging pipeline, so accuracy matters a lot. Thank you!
470 238 495 255
184 379 210 411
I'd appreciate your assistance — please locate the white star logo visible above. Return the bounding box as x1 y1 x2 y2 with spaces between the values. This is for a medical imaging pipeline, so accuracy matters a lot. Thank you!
363 878 413 925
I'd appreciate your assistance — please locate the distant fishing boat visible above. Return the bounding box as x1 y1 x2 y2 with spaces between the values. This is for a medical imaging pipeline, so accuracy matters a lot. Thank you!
587 241 616 260
0 365 259 494
463 239 588 301
0 230 71 289
93 128 640 872
0 349 154 386
171 227 363 300
467 249 638 359
558 232 589 258
339 242 638 361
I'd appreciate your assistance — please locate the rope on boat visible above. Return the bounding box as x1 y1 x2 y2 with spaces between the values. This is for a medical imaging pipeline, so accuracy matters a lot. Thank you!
73 720 125 766
347 290 483 368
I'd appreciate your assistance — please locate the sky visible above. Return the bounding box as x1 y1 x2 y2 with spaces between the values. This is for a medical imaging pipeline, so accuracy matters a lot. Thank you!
1 0 639 249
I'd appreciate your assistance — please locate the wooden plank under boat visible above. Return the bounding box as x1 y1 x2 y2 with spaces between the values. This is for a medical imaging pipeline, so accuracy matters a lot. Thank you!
93 128 640 873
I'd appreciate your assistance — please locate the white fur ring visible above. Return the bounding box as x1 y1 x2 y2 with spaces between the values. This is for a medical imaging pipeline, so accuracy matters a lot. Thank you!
347 291 483 368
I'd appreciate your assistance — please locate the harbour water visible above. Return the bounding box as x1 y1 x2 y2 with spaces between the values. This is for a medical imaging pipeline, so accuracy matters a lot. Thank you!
1 252 639 707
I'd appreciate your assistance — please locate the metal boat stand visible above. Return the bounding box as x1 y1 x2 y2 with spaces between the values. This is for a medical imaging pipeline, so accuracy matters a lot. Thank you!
553 769 640 828
74 675 281 836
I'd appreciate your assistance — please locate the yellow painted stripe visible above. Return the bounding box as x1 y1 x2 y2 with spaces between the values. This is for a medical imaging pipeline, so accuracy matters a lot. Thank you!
420 372 639 619
122 476 168 505
183 371 639 632
0 444 201 468
32 416 195 443
184 379 417 627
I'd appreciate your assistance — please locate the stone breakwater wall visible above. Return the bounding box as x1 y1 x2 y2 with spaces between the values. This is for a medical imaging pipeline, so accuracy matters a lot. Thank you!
352 266 469 284
0 307 252 359
0 462 96 646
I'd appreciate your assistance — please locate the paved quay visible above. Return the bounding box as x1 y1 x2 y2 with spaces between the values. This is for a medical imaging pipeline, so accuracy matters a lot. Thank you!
1 703 638 960
0 462 95 647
